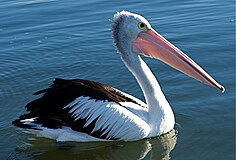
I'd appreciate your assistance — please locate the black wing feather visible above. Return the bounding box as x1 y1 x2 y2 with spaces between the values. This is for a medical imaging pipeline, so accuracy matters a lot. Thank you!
13 78 141 139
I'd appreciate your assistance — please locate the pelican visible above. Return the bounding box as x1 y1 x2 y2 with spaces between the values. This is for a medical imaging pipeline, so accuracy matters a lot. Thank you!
13 11 224 142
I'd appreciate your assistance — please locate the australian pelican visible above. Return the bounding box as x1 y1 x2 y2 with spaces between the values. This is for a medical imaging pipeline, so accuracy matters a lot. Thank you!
13 11 224 142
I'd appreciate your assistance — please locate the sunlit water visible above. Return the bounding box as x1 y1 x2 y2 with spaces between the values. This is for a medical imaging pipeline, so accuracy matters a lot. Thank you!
0 0 235 159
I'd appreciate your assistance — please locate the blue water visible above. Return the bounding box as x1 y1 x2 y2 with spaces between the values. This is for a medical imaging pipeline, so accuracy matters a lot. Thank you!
0 0 235 159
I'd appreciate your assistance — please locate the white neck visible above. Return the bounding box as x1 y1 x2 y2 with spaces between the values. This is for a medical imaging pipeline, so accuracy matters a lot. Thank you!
121 50 175 136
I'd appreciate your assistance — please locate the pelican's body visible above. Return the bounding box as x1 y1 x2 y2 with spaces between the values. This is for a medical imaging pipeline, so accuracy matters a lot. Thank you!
13 11 224 142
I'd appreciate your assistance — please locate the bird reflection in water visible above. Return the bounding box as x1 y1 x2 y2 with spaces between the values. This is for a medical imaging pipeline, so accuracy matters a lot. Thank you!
10 129 177 160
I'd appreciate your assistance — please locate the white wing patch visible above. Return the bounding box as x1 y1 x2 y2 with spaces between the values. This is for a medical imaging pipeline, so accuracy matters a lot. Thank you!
64 96 150 141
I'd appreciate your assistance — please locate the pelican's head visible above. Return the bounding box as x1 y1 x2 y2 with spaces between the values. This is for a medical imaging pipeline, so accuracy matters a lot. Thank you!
112 11 225 92
112 11 150 46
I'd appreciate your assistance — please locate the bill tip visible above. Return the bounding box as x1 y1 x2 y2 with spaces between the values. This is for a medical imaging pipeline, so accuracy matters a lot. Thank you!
220 86 225 93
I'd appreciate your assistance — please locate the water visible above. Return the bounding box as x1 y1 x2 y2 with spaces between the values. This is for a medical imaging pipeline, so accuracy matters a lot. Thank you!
0 0 235 159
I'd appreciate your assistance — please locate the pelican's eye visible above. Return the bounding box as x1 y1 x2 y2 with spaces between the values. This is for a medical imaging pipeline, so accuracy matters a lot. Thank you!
137 22 147 30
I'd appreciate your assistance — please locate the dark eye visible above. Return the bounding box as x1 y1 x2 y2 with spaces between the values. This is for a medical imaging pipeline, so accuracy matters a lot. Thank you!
138 22 147 30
